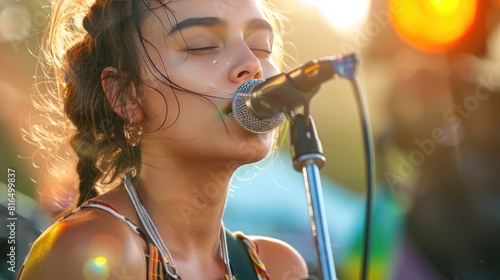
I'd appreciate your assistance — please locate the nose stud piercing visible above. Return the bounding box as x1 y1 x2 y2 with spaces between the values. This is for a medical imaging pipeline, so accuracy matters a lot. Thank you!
213 60 218 64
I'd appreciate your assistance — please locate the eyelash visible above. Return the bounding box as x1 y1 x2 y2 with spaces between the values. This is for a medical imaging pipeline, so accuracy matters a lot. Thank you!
185 47 272 56
186 46 219 52
251 48 272 55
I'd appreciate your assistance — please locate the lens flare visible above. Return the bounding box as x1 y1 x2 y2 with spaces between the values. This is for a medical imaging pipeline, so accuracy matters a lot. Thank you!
389 0 478 53
83 256 110 280
95 256 107 265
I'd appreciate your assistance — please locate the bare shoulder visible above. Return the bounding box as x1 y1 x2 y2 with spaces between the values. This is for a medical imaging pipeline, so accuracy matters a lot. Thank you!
18 208 147 280
249 235 309 280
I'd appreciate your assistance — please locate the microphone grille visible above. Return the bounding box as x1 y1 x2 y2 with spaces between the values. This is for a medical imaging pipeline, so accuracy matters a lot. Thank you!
232 79 285 134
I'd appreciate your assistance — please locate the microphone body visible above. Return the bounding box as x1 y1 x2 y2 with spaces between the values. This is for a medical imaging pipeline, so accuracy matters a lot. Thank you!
232 53 358 133
232 79 286 134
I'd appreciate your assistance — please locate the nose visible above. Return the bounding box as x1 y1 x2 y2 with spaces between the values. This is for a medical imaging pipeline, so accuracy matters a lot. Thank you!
228 46 263 83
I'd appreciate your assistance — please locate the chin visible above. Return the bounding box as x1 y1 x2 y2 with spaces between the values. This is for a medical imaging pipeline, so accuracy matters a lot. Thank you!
233 131 274 164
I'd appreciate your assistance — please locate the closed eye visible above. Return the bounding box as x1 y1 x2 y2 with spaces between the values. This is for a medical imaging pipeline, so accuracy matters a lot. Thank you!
251 48 272 54
251 48 272 58
186 46 220 54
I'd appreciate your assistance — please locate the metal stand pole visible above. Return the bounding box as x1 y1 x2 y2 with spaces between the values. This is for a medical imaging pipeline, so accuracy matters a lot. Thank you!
291 114 337 280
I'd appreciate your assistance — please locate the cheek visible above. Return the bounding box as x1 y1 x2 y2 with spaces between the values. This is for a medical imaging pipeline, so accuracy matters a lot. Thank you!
142 45 215 92
140 88 171 131
166 59 218 93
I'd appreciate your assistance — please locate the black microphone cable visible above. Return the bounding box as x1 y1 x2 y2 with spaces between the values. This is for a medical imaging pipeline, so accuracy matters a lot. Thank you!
349 76 375 280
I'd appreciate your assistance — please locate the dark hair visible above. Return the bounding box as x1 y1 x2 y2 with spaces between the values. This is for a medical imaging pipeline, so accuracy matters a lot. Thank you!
64 0 148 206
28 0 288 210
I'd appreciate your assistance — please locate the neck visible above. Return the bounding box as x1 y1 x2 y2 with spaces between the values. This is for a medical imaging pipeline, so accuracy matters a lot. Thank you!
134 155 240 257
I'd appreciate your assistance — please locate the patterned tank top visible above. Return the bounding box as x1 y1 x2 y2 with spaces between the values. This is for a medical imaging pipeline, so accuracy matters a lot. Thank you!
17 199 271 280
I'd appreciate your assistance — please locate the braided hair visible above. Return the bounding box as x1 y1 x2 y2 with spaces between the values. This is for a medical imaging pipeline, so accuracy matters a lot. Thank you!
30 0 150 208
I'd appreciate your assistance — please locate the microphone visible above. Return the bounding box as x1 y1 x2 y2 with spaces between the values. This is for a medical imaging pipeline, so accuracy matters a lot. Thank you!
232 53 358 133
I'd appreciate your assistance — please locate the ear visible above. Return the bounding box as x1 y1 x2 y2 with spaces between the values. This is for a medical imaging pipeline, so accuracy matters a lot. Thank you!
101 66 144 123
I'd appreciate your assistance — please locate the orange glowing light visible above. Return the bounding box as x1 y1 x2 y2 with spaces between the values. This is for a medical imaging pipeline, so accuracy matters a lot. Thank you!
388 0 478 53
304 64 320 74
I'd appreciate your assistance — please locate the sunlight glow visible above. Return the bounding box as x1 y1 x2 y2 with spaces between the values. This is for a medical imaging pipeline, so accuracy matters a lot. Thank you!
301 0 371 33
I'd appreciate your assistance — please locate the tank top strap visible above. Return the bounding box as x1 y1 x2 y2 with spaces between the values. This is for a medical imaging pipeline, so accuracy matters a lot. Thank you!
61 199 144 236
226 230 271 280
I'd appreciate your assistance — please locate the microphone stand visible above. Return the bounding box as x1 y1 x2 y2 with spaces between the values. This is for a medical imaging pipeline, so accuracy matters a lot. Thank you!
290 112 337 280
287 53 358 280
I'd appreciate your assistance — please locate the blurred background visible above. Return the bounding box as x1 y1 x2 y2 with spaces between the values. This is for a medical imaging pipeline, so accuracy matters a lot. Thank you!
1 0 500 279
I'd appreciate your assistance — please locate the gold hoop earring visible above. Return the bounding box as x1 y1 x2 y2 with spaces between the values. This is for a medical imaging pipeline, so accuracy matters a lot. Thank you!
124 118 143 147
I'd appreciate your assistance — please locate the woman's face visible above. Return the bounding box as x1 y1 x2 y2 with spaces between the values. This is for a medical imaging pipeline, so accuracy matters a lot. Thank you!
138 0 280 165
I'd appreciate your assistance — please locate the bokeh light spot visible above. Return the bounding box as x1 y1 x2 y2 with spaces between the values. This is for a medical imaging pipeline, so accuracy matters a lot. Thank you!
0 4 32 43
389 0 478 53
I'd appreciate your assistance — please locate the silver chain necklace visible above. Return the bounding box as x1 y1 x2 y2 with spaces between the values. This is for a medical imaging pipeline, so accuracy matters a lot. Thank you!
124 172 233 279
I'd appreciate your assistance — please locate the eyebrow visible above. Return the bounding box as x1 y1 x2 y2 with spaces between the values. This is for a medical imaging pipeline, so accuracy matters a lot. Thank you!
167 17 226 36
167 17 273 36
246 18 273 33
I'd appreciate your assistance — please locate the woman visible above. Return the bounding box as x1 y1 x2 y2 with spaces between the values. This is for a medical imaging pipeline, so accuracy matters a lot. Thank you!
18 0 308 279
